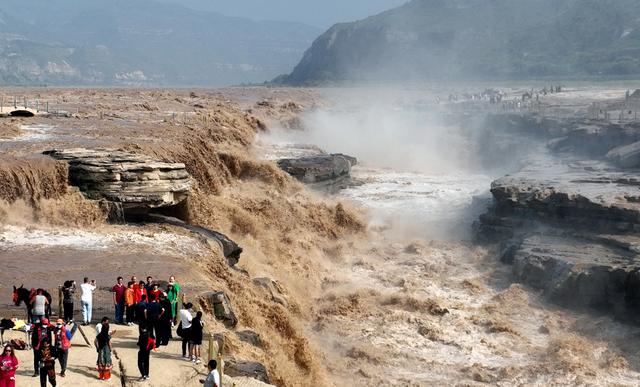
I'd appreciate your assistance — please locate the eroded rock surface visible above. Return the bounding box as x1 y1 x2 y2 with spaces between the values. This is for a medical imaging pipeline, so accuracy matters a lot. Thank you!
44 148 191 210
476 115 640 318
277 153 357 191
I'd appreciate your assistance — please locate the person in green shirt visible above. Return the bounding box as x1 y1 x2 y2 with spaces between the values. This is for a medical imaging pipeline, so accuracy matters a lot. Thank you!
167 276 181 326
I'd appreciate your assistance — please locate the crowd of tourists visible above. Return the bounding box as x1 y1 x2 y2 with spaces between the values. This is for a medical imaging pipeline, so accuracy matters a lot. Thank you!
2 274 220 387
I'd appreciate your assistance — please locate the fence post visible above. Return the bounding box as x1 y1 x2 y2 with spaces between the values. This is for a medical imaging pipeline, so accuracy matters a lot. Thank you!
217 334 224 387
58 286 63 318
207 333 217 362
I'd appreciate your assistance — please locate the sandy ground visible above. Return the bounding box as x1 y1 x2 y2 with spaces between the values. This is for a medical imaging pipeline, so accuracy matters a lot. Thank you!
2 323 270 387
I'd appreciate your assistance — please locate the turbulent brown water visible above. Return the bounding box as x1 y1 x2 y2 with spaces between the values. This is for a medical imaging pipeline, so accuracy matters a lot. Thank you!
1 87 640 386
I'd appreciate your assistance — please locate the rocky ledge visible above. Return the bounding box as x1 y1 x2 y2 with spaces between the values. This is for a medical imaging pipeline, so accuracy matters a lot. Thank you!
277 153 357 192
476 114 640 318
44 148 191 210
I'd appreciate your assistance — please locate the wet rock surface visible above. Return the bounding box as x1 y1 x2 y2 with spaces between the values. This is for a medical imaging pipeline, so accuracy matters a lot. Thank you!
44 148 191 210
224 359 270 384
477 114 640 318
277 153 357 191
200 291 238 328
146 214 243 265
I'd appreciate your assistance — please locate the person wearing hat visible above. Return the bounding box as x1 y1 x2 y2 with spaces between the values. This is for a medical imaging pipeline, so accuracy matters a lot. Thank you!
31 318 53 377
54 319 76 377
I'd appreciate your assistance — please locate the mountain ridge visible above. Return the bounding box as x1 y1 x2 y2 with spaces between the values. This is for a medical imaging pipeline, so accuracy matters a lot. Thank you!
278 0 640 85
0 0 321 86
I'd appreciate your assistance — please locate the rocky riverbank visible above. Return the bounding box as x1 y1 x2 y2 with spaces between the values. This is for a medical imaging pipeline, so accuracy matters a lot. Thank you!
476 113 640 320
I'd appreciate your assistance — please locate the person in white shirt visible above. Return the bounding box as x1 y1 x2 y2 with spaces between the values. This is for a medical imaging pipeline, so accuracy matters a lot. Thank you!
178 302 193 358
32 289 49 321
200 360 220 387
80 277 96 325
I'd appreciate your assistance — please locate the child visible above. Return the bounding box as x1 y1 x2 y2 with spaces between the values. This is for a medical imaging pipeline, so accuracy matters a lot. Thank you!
199 359 220 387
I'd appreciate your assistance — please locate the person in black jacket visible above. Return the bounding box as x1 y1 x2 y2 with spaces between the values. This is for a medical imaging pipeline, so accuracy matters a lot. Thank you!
31 318 53 377
157 293 172 346
137 327 155 381
144 294 163 339
61 280 76 323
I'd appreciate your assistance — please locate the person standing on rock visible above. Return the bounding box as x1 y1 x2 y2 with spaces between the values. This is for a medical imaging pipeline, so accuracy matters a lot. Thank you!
0 344 19 387
61 280 76 323
178 302 193 359
137 326 156 381
167 276 181 325
112 277 126 325
189 311 204 364
95 317 113 381
80 278 96 325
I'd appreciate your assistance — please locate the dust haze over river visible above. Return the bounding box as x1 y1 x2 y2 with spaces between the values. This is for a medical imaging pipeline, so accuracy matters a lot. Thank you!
258 87 640 386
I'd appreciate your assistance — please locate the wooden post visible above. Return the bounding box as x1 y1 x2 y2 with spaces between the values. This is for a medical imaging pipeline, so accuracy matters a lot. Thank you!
217 334 224 387
207 333 217 362
75 324 92 346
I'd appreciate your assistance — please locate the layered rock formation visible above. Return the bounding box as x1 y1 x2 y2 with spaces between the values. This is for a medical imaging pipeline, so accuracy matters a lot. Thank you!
476 114 640 318
44 148 191 210
277 153 356 191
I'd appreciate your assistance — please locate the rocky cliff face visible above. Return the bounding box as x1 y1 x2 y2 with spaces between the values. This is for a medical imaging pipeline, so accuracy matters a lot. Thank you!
279 0 640 85
476 114 640 319
44 148 191 210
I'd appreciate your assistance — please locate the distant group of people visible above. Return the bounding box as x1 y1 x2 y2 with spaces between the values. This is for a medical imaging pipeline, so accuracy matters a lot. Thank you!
15 274 217 385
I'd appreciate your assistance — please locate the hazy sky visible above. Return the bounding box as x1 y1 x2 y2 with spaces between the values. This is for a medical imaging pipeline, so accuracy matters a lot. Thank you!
158 0 409 28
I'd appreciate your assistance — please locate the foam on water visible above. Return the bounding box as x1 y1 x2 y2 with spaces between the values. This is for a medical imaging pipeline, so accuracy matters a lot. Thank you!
341 165 491 238
2 124 56 142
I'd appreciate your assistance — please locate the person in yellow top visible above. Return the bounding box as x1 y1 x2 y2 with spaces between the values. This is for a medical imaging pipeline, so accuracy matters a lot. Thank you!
125 282 136 326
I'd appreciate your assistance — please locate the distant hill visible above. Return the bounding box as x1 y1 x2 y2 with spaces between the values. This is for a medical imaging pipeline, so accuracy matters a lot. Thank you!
278 0 640 85
0 0 320 86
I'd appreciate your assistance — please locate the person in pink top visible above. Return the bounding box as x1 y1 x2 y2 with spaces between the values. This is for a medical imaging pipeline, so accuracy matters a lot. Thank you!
0 344 18 387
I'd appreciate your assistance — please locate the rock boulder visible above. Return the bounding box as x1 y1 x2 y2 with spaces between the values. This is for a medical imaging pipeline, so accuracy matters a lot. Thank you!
277 153 356 191
44 148 191 210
